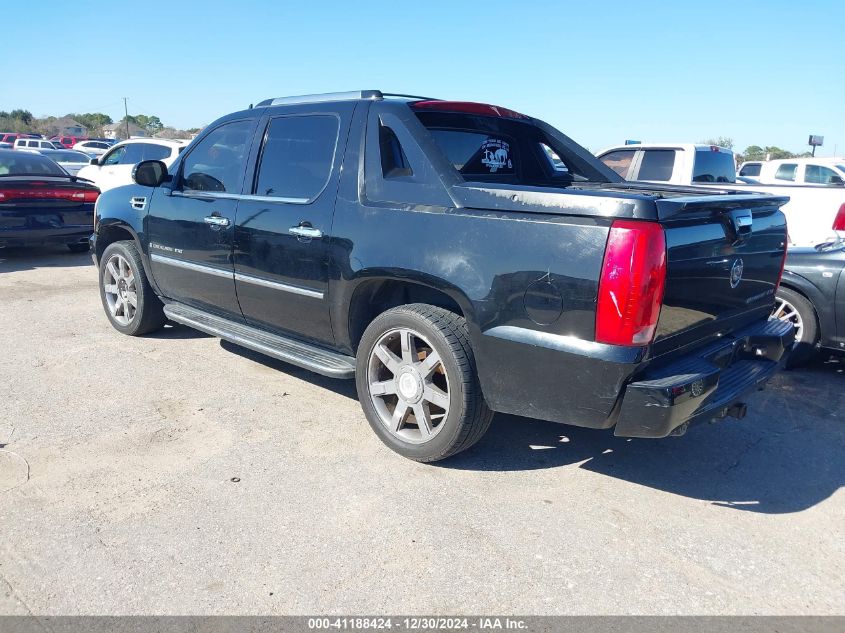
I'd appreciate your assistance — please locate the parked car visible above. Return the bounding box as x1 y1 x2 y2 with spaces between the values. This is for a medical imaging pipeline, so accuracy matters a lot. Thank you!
36 149 95 176
72 140 112 156
0 149 99 252
773 240 845 367
739 158 845 186
596 143 845 246
51 135 88 149
75 139 187 192
1 133 37 145
13 138 61 151
90 90 795 461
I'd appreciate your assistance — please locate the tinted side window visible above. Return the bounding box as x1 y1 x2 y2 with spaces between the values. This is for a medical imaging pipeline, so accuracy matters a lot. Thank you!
141 144 171 161
102 146 126 165
806 165 839 184
254 115 338 199
637 150 675 181
599 150 636 178
181 120 253 193
379 124 412 178
739 163 761 177
774 164 797 181
120 144 144 164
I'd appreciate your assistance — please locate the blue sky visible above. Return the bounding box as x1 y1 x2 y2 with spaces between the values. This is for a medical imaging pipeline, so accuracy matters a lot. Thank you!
3 0 842 155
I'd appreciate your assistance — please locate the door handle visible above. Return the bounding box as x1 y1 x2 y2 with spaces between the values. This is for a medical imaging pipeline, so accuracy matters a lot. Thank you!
204 215 230 227
289 224 323 239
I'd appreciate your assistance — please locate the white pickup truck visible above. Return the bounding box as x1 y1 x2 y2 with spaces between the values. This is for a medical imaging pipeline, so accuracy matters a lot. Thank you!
597 143 845 246
738 157 845 186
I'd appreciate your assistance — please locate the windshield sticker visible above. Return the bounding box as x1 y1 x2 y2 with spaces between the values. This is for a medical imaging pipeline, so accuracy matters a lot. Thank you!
481 139 512 173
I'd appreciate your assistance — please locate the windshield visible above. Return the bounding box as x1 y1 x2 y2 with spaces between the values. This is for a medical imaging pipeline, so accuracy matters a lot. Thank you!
0 152 67 176
693 149 736 183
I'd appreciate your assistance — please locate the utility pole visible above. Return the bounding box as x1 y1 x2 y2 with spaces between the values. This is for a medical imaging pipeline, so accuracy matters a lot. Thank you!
123 97 130 140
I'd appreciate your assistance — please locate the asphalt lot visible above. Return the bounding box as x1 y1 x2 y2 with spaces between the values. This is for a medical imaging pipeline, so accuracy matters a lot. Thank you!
0 246 843 615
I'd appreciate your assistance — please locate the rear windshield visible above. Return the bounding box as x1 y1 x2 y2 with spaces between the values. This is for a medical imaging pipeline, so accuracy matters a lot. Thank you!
0 152 66 176
414 111 611 186
693 149 736 183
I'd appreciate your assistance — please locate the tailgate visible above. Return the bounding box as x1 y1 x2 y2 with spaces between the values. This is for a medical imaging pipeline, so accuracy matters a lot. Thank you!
652 194 788 356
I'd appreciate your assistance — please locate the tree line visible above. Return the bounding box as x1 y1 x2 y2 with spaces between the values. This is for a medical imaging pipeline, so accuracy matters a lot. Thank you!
699 137 813 163
0 108 201 139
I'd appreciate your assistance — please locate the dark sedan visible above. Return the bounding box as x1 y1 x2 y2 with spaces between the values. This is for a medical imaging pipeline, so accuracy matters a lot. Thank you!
0 149 99 252
773 241 845 366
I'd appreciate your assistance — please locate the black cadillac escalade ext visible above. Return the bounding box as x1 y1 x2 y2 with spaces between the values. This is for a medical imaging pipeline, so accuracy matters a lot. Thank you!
90 90 794 462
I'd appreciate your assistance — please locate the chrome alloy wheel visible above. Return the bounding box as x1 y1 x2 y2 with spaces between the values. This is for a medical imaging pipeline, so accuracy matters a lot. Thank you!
772 296 804 342
366 328 451 444
103 254 137 326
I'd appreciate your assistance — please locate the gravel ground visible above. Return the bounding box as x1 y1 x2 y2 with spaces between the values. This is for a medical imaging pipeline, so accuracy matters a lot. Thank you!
0 246 842 615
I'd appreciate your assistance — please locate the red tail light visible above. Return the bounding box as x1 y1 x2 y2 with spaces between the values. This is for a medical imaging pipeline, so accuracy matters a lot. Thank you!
0 187 98 203
411 100 527 119
596 220 667 346
832 203 845 231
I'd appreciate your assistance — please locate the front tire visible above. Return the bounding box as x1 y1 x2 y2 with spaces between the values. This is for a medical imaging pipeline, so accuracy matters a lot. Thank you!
356 304 493 462
99 240 166 336
773 287 819 368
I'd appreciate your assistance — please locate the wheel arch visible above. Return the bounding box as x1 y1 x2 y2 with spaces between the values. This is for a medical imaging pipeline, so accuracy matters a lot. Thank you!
95 220 139 263
339 273 475 355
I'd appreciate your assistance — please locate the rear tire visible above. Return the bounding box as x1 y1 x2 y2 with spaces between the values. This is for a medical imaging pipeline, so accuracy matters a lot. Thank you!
99 240 166 336
356 304 493 462
773 287 819 369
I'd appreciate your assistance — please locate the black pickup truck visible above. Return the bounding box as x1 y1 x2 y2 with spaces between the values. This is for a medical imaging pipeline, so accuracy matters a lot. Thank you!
90 90 794 462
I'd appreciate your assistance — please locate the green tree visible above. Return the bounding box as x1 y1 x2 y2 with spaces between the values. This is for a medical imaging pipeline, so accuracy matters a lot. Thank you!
9 109 33 125
126 114 164 134
700 136 734 149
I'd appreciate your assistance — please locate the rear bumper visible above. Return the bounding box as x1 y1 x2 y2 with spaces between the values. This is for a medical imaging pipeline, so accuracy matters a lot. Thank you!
0 226 91 248
614 318 794 438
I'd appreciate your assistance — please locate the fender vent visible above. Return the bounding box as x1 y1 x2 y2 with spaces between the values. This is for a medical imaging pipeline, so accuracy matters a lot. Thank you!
130 196 147 211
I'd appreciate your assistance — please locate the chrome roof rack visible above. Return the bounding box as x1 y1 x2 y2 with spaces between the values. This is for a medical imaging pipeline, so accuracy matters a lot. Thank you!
256 90 384 107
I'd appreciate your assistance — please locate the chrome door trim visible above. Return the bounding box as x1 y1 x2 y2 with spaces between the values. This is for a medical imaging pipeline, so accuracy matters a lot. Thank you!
234 271 324 299
171 190 310 205
150 253 234 280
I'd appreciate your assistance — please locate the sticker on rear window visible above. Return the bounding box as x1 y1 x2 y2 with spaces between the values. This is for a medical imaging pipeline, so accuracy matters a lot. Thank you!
480 139 512 173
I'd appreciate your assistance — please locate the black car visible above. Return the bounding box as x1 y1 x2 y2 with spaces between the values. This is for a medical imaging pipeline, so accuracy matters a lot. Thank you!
90 90 793 462
0 149 99 252
774 242 845 366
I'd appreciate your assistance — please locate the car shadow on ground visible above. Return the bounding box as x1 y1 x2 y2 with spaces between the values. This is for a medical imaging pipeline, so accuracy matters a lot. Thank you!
146 323 212 340
223 338 843 514
0 246 93 273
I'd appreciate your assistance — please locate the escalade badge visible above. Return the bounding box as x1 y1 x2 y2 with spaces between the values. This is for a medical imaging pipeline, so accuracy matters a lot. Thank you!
730 258 744 289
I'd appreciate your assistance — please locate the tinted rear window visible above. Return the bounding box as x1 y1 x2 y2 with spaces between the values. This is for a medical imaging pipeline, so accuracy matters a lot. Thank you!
0 152 66 176
414 110 611 186
739 163 761 177
693 149 736 183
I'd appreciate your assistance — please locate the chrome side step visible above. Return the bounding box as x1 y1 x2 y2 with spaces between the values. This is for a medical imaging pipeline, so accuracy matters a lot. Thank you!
163 303 356 379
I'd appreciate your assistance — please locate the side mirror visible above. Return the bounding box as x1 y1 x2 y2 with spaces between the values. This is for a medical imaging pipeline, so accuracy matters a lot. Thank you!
89 157 99 165
829 175 844 186
133 160 168 187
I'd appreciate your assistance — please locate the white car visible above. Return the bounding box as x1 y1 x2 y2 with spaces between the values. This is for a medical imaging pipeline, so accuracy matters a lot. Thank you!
14 138 62 151
72 140 112 156
75 139 188 192
36 149 95 176
596 143 845 246
739 158 845 186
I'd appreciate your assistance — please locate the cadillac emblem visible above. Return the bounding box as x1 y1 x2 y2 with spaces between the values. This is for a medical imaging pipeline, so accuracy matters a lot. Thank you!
730 258 744 289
